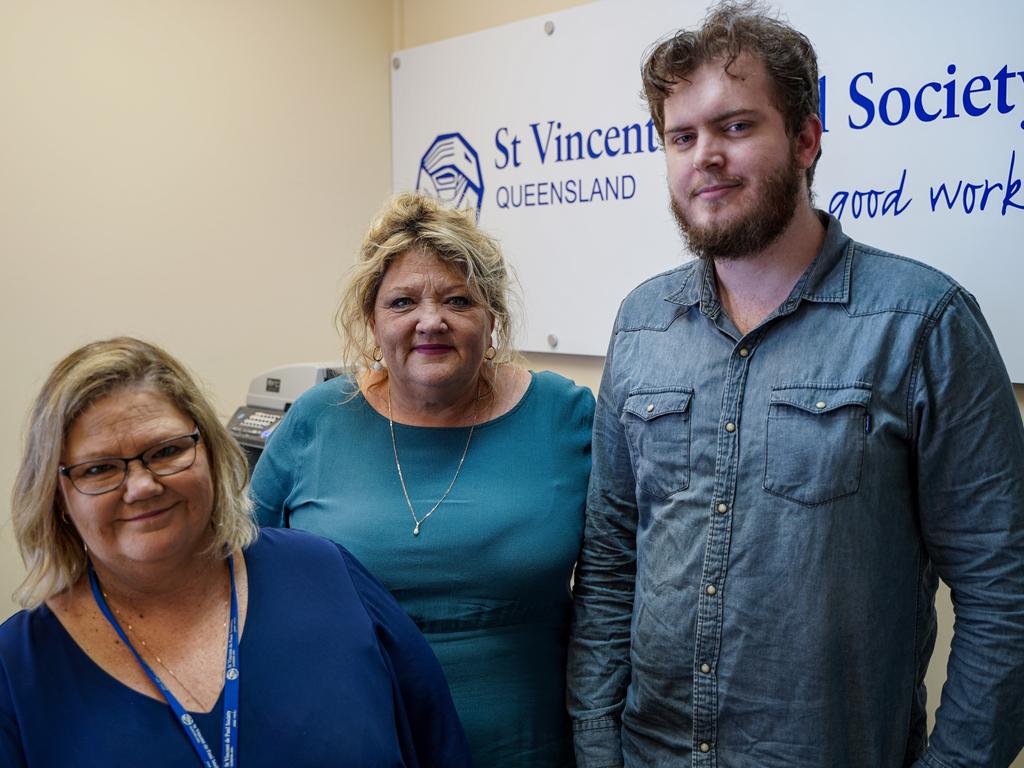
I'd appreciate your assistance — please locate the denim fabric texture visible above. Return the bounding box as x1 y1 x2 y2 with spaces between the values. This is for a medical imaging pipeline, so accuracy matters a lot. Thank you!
568 214 1024 768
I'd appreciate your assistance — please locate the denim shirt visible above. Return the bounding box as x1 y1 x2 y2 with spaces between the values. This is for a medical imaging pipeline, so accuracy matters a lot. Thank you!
568 214 1024 768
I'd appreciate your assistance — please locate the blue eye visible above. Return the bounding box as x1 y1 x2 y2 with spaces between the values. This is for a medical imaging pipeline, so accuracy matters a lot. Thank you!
448 296 472 308
390 297 413 309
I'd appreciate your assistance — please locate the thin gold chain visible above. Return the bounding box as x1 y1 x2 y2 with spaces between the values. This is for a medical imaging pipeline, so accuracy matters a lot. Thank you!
103 591 228 710
387 383 479 536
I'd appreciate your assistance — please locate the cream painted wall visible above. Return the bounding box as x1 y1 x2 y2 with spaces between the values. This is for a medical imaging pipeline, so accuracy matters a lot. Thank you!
397 0 593 49
0 0 394 617
399 2 1024 763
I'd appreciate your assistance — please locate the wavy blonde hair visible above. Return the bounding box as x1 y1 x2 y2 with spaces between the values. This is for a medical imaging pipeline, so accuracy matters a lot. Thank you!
335 192 519 391
12 337 257 608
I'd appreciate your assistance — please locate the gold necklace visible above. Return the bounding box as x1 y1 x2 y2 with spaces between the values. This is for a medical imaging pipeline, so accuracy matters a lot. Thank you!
102 589 228 710
386 383 479 537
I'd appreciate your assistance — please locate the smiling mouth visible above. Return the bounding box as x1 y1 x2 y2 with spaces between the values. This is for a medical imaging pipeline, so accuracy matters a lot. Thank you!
124 504 176 523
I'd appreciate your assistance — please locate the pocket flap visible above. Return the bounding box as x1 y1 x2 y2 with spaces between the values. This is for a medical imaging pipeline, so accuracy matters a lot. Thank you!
769 384 871 415
623 388 693 421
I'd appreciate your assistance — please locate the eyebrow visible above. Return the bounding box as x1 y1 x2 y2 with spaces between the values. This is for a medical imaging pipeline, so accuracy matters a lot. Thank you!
664 108 761 134
64 429 194 465
379 281 469 296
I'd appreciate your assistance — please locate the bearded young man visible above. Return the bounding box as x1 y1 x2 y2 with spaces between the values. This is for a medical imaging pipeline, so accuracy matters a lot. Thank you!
567 3 1024 767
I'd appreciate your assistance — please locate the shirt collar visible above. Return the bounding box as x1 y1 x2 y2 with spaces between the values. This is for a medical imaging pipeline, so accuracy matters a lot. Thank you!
663 212 853 313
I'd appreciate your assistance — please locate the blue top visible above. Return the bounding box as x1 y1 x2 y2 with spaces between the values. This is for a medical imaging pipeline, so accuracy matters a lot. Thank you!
568 213 1024 768
0 528 472 767
252 371 595 767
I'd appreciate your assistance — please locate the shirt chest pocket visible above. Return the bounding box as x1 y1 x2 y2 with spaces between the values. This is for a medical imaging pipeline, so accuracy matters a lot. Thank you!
621 387 693 499
763 383 872 506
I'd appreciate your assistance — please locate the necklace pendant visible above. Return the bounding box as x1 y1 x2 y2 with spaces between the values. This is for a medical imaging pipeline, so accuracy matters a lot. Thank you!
389 382 478 540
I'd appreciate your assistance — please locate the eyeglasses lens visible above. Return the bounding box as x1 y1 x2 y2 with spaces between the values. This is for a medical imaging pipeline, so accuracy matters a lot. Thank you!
67 434 198 495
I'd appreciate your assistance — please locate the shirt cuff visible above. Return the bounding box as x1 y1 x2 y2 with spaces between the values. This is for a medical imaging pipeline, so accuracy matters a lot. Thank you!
915 752 953 768
573 716 624 768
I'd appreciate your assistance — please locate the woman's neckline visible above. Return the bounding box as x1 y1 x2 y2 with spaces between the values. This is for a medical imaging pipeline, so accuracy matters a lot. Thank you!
360 368 537 429
43 549 250 715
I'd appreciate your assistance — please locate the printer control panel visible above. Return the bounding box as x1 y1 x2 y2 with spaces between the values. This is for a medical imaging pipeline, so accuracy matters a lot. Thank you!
228 406 283 447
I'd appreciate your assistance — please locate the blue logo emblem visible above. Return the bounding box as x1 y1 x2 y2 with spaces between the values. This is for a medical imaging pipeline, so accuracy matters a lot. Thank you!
416 132 484 217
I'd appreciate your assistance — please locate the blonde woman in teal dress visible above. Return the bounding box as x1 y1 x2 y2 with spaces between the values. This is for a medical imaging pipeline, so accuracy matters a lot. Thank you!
252 193 594 767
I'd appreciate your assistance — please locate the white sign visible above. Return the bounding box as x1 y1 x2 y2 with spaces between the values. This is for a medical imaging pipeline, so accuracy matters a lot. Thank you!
391 0 1024 381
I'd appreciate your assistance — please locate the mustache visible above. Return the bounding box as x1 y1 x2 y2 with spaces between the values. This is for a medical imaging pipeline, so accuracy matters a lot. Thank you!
690 176 742 198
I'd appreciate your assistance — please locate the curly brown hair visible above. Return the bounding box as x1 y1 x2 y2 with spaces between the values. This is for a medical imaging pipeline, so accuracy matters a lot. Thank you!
642 0 822 188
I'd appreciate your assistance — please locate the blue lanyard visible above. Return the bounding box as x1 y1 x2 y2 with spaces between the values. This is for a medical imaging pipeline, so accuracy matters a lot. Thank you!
89 556 241 768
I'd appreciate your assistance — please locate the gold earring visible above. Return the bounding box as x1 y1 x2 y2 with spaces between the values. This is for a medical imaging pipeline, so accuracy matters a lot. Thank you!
371 346 384 371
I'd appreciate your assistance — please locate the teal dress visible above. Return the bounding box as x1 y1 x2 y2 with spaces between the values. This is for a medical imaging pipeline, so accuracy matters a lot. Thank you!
251 371 594 767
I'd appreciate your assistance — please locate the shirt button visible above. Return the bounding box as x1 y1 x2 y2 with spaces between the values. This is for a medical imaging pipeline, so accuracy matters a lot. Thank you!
725 422 736 433
706 585 717 596
700 742 711 753
738 347 749 357
700 663 711 674
717 503 728 514
646 404 655 413
815 401 826 409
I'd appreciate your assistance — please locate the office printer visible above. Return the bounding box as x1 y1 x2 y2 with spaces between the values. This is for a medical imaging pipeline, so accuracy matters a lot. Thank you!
228 362 346 472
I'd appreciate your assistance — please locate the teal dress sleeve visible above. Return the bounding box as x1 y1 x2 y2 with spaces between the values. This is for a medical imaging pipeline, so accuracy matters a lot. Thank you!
250 390 305 527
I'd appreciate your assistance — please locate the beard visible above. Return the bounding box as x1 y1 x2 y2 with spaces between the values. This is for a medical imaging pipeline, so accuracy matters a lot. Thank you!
671 150 802 261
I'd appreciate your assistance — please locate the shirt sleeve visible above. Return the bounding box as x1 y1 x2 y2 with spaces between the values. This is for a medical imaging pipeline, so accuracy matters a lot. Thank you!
249 405 301 528
567 324 637 768
0 654 27 768
340 545 474 768
911 288 1024 767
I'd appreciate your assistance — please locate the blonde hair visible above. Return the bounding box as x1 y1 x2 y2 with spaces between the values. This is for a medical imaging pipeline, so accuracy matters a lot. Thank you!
12 337 257 608
336 192 519 387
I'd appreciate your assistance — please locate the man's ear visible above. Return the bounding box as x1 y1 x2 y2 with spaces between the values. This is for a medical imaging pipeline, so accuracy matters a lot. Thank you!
794 114 823 171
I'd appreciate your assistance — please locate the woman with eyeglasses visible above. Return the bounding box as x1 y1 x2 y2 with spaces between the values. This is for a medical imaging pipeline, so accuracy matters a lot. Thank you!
0 337 471 768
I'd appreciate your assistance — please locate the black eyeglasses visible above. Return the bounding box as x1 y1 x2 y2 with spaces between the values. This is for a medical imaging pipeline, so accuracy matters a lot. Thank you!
59 429 201 495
